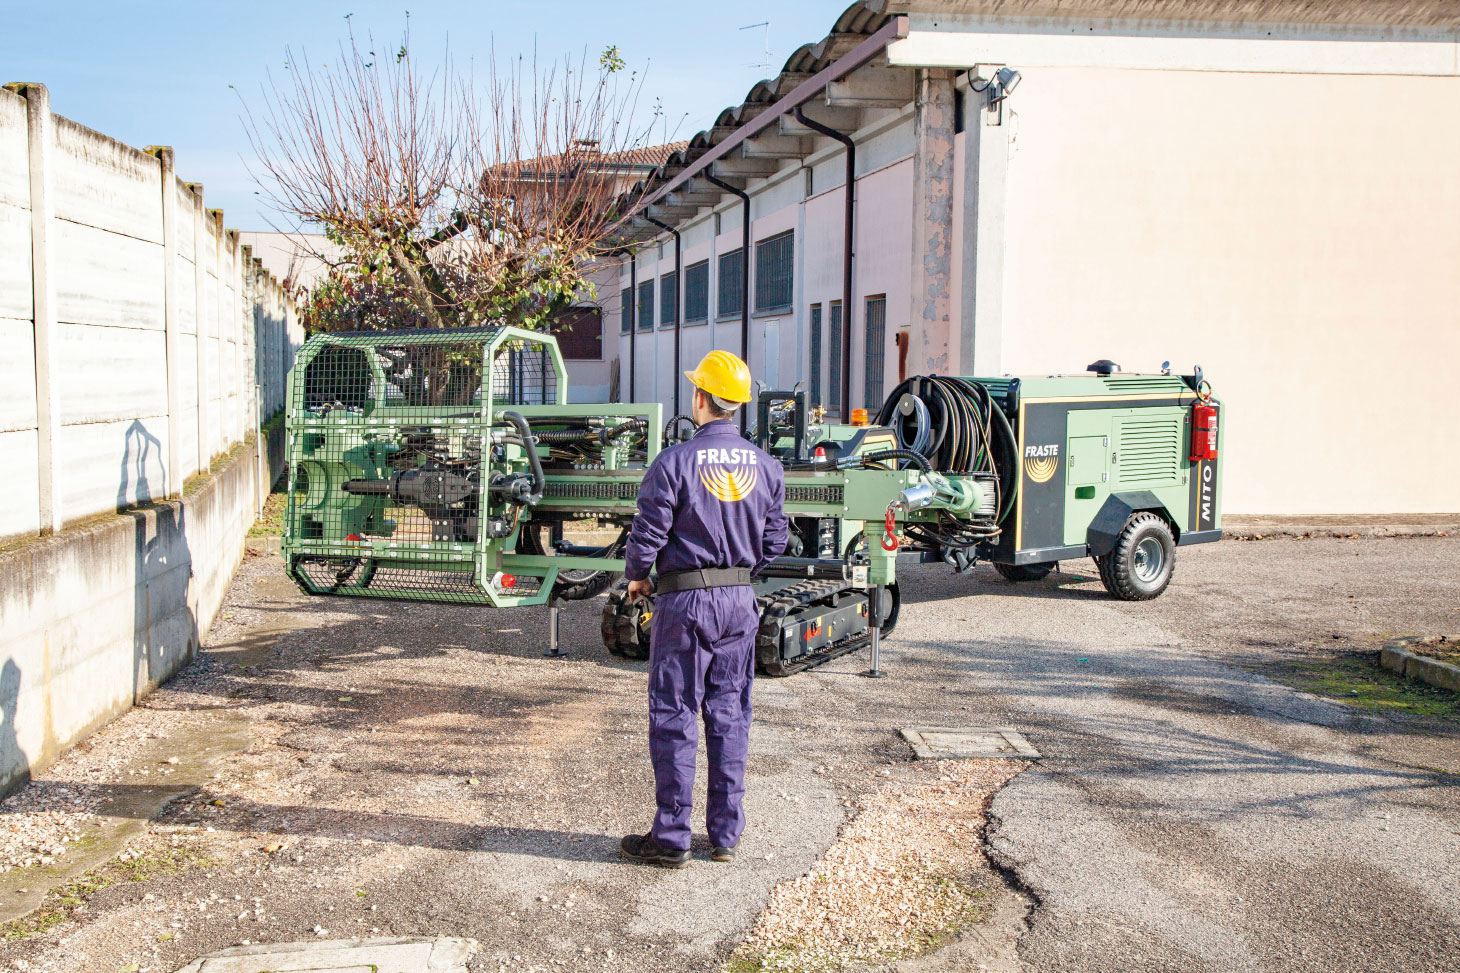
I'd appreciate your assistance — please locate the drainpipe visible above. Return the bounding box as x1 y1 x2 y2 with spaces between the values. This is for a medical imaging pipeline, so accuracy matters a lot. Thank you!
794 106 855 424
644 217 683 418
627 253 637 402
705 174 752 433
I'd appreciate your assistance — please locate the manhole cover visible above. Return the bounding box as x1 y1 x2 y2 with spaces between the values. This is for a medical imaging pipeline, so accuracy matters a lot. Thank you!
900 726 1039 760
173 936 476 973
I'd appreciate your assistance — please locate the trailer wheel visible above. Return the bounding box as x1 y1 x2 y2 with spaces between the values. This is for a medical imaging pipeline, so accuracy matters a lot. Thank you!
1096 512 1175 601
994 562 1055 583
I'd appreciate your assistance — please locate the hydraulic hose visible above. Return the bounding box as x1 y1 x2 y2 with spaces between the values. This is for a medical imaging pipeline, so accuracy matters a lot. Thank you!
859 449 931 472
499 411 544 500
663 414 694 443
600 417 649 444
529 428 599 445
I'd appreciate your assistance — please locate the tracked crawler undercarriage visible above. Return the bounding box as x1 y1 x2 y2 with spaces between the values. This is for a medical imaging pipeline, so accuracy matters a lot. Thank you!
601 576 899 677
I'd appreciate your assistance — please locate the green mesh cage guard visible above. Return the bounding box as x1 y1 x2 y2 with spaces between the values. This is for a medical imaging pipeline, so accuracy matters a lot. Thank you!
280 326 651 608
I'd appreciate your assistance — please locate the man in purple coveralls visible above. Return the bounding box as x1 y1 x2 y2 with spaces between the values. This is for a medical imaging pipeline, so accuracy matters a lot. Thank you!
619 351 788 868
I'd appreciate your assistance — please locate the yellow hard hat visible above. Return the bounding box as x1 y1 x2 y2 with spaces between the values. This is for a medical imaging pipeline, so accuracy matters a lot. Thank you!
684 350 753 404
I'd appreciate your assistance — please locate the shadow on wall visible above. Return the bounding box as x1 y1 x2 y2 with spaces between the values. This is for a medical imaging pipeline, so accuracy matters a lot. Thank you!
0 661 24 792
118 419 164 510
118 419 199 707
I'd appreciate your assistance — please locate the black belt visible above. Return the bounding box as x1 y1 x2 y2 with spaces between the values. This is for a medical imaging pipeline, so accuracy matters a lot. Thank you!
656 567 752 593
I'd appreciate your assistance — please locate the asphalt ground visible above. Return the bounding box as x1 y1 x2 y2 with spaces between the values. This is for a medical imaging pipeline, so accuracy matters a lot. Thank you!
0 533 1457 972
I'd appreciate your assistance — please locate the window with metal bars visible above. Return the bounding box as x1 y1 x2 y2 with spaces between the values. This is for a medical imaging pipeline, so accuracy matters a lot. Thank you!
864 295 886 410
659 271 677 329
828 301 843 410
620 287 631 334
684 261 709 323
755 232 794 313
808 304 823 407
717 249 743 318
637 279 655 331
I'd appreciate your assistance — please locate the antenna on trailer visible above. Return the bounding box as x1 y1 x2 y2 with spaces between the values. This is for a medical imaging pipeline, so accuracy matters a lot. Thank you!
740 21 771 73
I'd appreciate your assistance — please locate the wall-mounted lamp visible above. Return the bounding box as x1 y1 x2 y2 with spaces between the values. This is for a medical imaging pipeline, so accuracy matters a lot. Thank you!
965 66 1023 126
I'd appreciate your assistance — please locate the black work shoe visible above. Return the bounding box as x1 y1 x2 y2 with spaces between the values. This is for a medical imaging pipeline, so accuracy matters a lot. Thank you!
620 833 690 868
710 845 736 862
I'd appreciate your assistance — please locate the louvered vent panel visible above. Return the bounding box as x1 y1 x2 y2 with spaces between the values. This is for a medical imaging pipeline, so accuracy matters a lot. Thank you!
1100 377 1187 395
1117 416 1181 485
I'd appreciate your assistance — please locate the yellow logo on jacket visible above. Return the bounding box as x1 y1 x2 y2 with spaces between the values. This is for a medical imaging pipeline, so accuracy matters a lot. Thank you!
695 445 760 502
699 465 758 502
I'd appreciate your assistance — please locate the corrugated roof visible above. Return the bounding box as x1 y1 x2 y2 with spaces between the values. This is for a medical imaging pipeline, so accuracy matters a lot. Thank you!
609 0 1460 241
890 0 1460 27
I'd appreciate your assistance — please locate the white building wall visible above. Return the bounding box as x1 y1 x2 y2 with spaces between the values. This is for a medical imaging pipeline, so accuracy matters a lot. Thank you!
608 116 918 420
995 67 1460 514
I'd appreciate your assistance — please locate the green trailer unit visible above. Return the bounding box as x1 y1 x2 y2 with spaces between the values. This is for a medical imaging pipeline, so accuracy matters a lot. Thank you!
880 365 1224 600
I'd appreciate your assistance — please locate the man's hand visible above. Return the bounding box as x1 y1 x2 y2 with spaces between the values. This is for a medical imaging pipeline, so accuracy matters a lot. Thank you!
626 578 653 601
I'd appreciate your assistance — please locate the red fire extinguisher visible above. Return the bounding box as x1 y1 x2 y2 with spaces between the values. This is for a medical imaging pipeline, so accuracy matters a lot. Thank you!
1190 403 1218 461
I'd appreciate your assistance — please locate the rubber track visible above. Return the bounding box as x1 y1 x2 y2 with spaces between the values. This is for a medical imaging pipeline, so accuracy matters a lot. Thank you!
756 578 871 677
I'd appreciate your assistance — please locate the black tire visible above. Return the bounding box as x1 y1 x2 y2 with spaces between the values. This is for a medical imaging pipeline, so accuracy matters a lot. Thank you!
516 522 622 601
994 562 1055 583
601 581 652 660
1096 511 1175 601
876 582 901 637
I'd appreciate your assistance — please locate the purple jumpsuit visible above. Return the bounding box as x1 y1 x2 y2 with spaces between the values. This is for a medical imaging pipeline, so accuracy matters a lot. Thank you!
624 418 788 852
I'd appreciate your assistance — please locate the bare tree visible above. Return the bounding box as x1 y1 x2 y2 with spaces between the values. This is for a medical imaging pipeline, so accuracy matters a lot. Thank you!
245 27 655 334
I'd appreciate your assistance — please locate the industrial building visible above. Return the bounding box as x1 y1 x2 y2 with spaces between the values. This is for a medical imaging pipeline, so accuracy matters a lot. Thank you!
590 0 1460 514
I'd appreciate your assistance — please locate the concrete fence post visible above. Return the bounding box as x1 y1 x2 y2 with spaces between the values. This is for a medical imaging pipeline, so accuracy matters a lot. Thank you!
11 83 61 534
146 145 184 500
188 184 207 476
224 224 239 441
210 211 228 448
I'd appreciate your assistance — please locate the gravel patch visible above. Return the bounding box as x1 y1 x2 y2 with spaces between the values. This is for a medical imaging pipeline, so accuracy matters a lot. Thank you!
732 759 1022 972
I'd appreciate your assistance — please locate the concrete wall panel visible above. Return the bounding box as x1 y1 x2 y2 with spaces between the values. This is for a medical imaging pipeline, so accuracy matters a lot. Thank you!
175 253 196 336
0 429 41 540
49 115 162 243
174 179 195 262
0 89 29 209
0 317 37 433
0 204 32 322
56 323 169 425
174 333 199 480
57 415 171 516
52 219 165 330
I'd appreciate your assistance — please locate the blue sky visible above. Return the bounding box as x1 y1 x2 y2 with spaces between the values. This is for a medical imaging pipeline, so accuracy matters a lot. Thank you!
2 0 850 230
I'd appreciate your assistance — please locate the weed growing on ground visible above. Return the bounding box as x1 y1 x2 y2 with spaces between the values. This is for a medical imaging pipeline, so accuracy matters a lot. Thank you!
0 844 215 941
248 489 290 538
1258 650 1460 722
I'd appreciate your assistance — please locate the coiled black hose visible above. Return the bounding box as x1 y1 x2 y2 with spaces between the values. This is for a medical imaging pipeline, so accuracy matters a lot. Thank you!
874 375 1018 525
